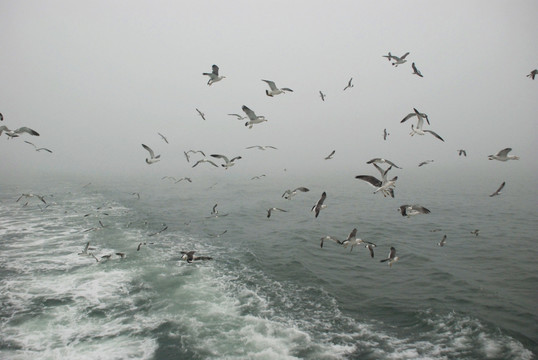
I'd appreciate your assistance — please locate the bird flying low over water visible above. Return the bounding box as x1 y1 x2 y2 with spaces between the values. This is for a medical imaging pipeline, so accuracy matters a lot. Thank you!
489 181 505 197
246 145 277 150
261 79 293 96
343 78 354 91
242 105 267 128
398 204 431 217
320 235 343 248
404 109 444 142
192 158 219 168
411 62 423 77
267 207 287 218
210 154 242 169
202 64 225 85
438 235 447 247
527 69 537 80
380 247 399 267
488 148 519 161
471 229 480 237
181 251 213 263
355 163 397 197
282 187 309 200
141 144 160 164
312 192 327 218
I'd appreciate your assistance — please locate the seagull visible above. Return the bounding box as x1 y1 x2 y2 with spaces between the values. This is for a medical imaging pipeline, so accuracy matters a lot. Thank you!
192 158 219 168
210 154 242 169
267 207 287 218
319 91 326 101
320 235 343 248
355 163 397 197
383 128 390 140
400 108 430 125
16 193 46 204
470 229 480 237
148 224 168 237
527 69 538 80
158 132 169 144
489 181 505 197
202 64 225 85
208 203 228 218
261 79 293 97
196 108 206 120
24 141 52 153
438 235 447 247
131 192 140 199
398 204 431 217
418 160 434 167
78 241 96 256
367 158 402 169
246 145 277 150
282 187 309 200
324 150 336 160
365 243 376 258
343 78 354 91
184 149 206 162
0 126 40 138
137 241 154 251
311 192 327 218
228 113 246 120
242 105 267 128
341 228 361 252
181 251 213 263
380 247 399 267
175 177 192 183
141 144 161 164
162 176 178 182
488 148 519 161
457 149 467 157
251 174 266 180
405 109 444 141
391 52 410 66
411 62 423 77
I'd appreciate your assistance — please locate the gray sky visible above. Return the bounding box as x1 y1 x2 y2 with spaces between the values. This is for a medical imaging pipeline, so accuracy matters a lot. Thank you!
1 0 537 185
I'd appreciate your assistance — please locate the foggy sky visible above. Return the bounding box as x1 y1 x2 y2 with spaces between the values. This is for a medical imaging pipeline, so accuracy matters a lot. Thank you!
1 0 537 186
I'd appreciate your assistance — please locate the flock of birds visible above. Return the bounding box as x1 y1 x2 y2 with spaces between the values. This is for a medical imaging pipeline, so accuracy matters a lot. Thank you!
3 55 532 266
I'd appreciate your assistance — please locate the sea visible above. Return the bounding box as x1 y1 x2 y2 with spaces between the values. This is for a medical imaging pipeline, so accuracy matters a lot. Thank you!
0 173 536 360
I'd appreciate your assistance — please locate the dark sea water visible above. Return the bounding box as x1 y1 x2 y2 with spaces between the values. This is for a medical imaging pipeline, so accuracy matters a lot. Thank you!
0 174 536 359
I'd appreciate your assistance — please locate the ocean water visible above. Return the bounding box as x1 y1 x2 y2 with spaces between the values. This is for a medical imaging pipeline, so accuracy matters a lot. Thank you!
0 174 536 360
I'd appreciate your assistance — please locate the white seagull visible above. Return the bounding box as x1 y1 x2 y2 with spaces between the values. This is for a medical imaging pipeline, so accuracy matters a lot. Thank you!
398 204 431 217
411 62 423 77
341 228 361 252
210 154 242 169
267 207 287 218
488 148 519 161
343 78 354 91
380 247 399 267
405 109 444 141
282 187 309 200
261 79 293 97
24 141 52 153
457 149 467 157
320 235 343 248
355 164 397 198
181 251 213 263
418 160 434 167
184 149 206 162
311 192 327 218
202 64 225 85
242 105 267 128
401 108 430 125
141 144 160 164
0 126 40 138
391 52 410 66
489 181 505 197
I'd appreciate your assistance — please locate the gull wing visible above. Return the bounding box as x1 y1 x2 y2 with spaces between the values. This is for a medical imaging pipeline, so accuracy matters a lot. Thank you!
261 79 278 91
489 181 505 197
424 130 444 142
141 144 155 158
15 127 40 136
355 175 382 188
495 148 512 157
241 105 257 120
212 65 219 76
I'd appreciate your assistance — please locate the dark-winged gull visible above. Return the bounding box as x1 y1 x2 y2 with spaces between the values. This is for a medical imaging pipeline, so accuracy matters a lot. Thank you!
405 109 444 141
365 243 376 258
141 144 161 164
355 163 397 197
343 78 354 91
242 105 267 128
181 251 213 263
489 181 505 197
202 64 225 85
16 193 46 204
324 150 336 160
311 192 327 218
457 149 467 157
210 154 242 169
158 132 169 144
527 69 538 80
175 177 192 183
411 62 423 77
261 79 293 96
380 247 399 267
438 235 447 247
24 141 52 153
78 241 96 256
391 52 410 66
400 108 430 125
251 174 266 180
0 126 40 138
282 187 309 200
488 148 519 161
341 228 361 252
418 160 434 167
383 128 390 140
319 91 326 101
267 207 287 218
148 224 168 237
398 204 431 217
192 158 219 168
196 108 206 120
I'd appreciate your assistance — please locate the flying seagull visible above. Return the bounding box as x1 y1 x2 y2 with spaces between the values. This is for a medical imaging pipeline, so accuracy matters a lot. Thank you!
343 78 354 91
210 154 242 169
192 158 219 168
242 105 267 128
380 247 399 267
141 144 161 164
320 235 343 249
261 79 293 97
0 113 2 121
158 132 169 144
457 149 467 157
181 251 213 263
488 148 519 161
77 241 97 256
489 181 505 197
355 164 397 198
324 150 336 160
383 128 390 141
365 243 376 258
438 235 447 247
202 64 225 85
282 187 309 200
16 193 46 204
527 69 538 80
404 109 444 141
207 230 228 238
319 91 326 101
196 108 206 120
391 52 410 66
401 108 430 125
24 141 52 153
411 62 423 77
246 145 277 150
341 228 361 252
148 224 168 237
366 158 402 169
398 204 431 217
311 192 327 218
418 160 434 167
228 113 246 120
267 207 287 218
471 229 480 237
